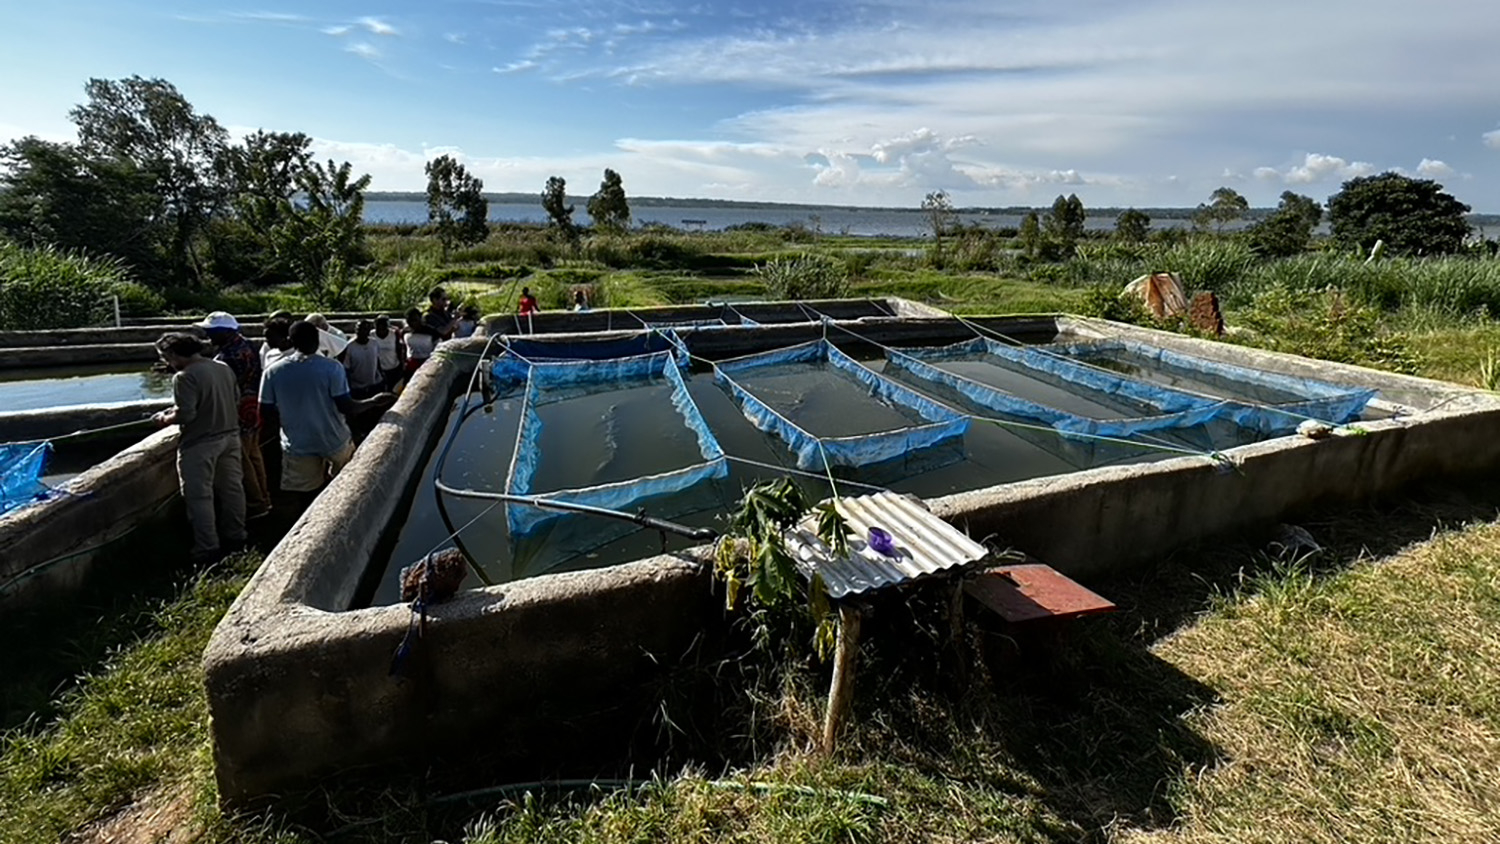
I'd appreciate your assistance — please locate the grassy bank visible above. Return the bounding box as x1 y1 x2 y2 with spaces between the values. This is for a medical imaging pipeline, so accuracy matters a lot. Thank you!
5 475 1500 841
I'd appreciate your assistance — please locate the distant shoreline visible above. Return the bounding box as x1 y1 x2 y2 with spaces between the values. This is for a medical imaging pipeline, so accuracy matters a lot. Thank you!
364 191 1500 225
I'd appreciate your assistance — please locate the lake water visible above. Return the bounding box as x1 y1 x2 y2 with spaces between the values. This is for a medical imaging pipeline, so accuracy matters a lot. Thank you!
364 200 1205 238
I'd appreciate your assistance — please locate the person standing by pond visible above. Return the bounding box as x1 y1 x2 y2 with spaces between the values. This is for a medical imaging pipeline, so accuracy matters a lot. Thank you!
372 314 405 392
425 286 460 340
402 307 437 377
343 319 383 400
153 332 246 563
518 287 539 317
259 321 393 501
198 312 272 520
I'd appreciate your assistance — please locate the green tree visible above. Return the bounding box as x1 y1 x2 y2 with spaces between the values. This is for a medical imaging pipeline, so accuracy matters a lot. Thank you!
1193 186 1249 233
424 154 489 259
1327 172 1471 256
1042 194 1086 257
921 190 957 259
541 175 577 243
586 168 631 233
271 158 372 300
1114 208 1151 243
1017 211 1042 259
1247 191 1323 258
211 131 315 285
68 76 229 284
0 136 163 276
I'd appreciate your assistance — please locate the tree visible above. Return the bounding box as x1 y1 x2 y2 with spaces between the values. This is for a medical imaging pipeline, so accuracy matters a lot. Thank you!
1327 172 1471 256
1247 191 1323 258
586 168 631 233
541 176 577 243
271 158 372 300
424 155 489 259
211 131 315 285
1193 187 1249 233
921 190 958 257
69 76 229 284
1114 208 1151 243
0 136 163 276
1017 211 1042 259
1042 194 1086 257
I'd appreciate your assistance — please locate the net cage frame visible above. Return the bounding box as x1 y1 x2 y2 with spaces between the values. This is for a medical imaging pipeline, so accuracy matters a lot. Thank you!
887 336 1375 439
713 338 970 471
500 349 728 537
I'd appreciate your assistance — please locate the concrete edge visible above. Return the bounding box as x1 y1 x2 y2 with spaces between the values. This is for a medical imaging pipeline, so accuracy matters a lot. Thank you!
0 427 180 605
0 400 171 443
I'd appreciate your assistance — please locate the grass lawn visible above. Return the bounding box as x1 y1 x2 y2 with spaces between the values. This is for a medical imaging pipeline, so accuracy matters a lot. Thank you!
4 476 1499 842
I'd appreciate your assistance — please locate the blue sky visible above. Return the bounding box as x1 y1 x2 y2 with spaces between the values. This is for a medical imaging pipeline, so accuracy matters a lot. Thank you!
4 0 1500 210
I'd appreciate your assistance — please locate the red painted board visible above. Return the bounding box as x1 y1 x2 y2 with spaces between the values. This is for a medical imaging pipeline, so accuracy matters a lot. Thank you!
964 563 1116 624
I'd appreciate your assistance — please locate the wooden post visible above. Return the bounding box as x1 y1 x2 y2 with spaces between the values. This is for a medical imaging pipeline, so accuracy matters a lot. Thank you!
821 603 862 754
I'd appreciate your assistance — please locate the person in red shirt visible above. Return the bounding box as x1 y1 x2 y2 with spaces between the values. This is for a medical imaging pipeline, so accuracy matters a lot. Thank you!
518 286 539 316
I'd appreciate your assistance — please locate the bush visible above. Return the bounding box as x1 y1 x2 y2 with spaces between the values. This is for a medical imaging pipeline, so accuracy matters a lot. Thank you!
753 253 849 300
325 262 439 311
0 240 133 329
1234 286 1420 374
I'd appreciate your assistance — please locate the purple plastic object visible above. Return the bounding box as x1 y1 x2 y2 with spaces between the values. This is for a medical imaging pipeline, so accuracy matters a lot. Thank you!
867 526 897 558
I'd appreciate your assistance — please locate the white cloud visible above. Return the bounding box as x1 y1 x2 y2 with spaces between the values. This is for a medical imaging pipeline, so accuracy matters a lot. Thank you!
230 12 307 23
493 61 538 74
1416 158 1454 178
1485 128 1500 149
346 42 381 61
358 16 399 36
1253 153 1376 185
322 25 351 36
444 32 465 44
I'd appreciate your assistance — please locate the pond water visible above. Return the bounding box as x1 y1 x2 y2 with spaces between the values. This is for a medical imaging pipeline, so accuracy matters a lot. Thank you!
367 354 1252 606
0 364 172 412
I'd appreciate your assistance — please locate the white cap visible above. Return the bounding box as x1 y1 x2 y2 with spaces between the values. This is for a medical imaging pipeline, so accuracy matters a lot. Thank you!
196 311 240 331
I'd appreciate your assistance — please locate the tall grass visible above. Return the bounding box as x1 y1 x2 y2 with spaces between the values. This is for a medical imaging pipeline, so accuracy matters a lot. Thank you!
0 240 153 330
1063 240 1500 320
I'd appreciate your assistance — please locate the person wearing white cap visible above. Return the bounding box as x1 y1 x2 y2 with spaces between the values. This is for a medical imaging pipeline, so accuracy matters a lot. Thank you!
198 311 272 519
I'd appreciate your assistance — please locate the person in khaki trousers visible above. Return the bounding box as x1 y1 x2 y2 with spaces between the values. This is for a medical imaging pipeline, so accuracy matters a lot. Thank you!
153 333 247 563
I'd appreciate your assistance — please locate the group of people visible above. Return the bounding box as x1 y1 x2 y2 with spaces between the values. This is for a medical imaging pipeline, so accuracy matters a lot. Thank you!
152 287 479 562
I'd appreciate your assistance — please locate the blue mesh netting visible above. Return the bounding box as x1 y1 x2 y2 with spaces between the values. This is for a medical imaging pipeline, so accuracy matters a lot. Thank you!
1 442 52 516
883 347 1229 439
502 351 727 536
491 330 686 387
714 340 969 471
890 335 1375 440
1054 340 1378 434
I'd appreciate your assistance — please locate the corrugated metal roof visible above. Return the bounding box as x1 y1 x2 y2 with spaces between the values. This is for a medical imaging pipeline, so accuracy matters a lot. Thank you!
784 491 990 599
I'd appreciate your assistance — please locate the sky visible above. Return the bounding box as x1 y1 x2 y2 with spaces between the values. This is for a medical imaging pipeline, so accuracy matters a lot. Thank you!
3 0 1499 210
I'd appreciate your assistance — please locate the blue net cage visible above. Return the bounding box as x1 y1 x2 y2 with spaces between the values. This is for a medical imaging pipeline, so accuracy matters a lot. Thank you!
888 336 1375 440
714 339 970 471
502 351 727 536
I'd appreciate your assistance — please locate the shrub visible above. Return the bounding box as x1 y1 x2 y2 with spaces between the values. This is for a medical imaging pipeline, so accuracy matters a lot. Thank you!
0 240 132 329
1234 286 1420 374
753 253 849 300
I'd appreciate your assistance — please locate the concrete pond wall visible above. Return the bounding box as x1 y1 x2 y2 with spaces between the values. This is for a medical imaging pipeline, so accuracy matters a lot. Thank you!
201 304 1500 803
0 427 180 609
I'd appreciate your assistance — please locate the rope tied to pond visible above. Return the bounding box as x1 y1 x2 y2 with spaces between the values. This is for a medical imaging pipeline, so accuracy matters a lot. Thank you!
388 548 469 678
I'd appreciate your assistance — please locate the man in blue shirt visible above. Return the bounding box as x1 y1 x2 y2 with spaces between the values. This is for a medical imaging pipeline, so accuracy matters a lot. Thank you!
259 321 393 498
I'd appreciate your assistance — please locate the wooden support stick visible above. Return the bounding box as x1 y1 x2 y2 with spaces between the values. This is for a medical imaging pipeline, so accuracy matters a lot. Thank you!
821 603 862 755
